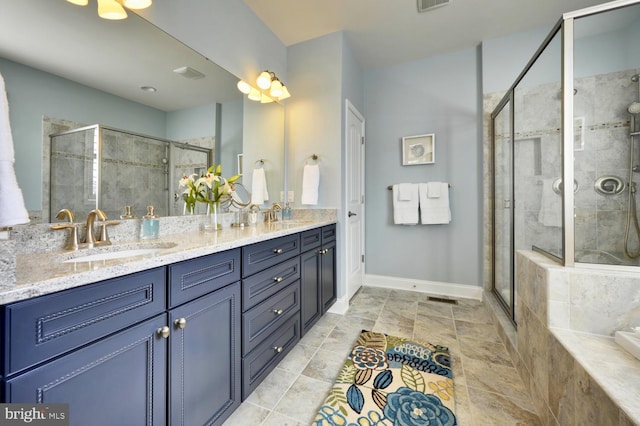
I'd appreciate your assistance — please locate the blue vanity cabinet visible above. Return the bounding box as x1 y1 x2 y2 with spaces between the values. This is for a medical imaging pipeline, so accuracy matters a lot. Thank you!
240 235 302 399
168 282 241 426
320 225 337 313
300 224 337 335
4 314 167 425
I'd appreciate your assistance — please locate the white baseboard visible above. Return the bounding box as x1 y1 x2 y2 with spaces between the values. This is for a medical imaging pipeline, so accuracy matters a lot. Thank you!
327 296 349 315
364 274 483 301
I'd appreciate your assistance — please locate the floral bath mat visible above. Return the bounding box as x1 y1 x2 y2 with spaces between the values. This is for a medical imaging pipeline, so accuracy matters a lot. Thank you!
314 330 457 426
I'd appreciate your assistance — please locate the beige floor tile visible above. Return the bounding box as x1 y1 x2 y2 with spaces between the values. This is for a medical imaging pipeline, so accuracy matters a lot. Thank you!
302 348 350 384
455 319 503 343
272 375 333 424
453 303 494 324
222 401 270 426
459 337 513 367
417 300 455 319
261 412 305 426
463 357 530 402
467 386 542 425
276 343 318 374
246 367 299 410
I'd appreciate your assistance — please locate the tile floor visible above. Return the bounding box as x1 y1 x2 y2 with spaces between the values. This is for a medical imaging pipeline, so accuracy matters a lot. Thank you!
223 286 542 425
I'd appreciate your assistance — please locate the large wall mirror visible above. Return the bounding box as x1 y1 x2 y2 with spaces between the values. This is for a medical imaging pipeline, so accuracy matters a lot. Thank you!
0 0 284 222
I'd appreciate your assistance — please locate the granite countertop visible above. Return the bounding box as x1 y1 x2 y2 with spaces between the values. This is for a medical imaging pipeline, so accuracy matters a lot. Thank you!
2 218 335 305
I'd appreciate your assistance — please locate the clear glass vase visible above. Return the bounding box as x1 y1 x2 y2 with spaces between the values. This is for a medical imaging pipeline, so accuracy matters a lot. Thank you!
204 202 221 232
183 201 196 215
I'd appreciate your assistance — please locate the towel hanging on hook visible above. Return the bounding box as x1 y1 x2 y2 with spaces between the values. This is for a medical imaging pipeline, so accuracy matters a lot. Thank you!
254 159 265 169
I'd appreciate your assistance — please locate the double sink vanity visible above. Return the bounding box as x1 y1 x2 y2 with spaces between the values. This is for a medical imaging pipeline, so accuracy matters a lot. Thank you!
0 217 337 425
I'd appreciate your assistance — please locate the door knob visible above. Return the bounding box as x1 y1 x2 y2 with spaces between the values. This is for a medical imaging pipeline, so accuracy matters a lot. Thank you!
348 211 357 217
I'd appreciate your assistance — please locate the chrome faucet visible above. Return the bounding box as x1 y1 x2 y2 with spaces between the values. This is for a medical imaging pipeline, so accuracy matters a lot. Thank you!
51 209 80 250
84 209 107 246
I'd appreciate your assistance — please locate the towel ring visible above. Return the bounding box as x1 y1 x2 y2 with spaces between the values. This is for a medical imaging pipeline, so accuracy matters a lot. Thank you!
305 154 319 164
254 159 265 168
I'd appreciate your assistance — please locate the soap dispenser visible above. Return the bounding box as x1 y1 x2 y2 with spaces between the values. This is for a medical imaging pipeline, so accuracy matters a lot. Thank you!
140 206 159 239
283 203 292 220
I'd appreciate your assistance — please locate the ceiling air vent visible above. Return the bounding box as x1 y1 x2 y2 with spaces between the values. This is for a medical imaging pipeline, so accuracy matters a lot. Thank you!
418 0 450 13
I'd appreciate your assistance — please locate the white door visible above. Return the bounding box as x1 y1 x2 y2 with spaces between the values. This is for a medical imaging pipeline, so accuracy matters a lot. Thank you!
345 100 365 300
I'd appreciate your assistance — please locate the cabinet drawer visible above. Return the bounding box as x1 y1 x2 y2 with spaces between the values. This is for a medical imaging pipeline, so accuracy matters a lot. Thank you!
242 257 300 311
242 281 300 355
242 234 300 278
300 228 321 252
321 224 336 243
3 267 166 376
169 248 240 308
242 313 300 400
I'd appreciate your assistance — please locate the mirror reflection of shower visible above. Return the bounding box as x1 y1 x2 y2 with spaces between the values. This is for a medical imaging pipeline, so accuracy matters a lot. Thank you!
624 74 640 258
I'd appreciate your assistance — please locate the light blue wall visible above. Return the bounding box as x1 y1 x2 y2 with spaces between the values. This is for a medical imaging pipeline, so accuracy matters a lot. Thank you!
363 48 481 286
0 58 166 211
166 103 216 141
287 32 343 208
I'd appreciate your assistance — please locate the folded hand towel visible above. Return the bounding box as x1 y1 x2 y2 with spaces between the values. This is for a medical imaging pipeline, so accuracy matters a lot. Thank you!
419 182 451 224
393 183 419 225
0 72 29 226
427 181 441 198
250 167 269 205
397 183 414 201
538 178 562 227
301 164 320 205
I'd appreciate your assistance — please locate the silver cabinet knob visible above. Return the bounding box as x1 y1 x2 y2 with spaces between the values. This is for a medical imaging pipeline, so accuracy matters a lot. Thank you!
156 326 170 339
273 309 283 315
273 276 283 282
174 317 187 329
273 248 283 254
273 346 283 353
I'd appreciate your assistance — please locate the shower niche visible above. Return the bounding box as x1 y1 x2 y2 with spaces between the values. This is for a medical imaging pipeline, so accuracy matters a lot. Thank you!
490 0 640 323
49 124 212 222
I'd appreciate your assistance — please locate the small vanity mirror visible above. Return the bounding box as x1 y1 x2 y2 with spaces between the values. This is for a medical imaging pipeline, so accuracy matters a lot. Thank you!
0 0 284 222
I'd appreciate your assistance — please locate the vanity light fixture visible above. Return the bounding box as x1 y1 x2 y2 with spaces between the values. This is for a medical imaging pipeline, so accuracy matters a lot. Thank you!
237 70 291 102
66 0 152 20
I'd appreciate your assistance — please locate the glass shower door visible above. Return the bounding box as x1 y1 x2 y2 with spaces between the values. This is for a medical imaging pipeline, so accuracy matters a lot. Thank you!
492 100 514 319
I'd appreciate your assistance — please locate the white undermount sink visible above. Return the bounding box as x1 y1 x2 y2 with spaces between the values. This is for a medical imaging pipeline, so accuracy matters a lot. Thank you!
62 242 177 264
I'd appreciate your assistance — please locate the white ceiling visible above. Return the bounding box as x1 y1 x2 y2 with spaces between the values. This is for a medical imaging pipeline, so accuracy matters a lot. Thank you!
243 0 612 69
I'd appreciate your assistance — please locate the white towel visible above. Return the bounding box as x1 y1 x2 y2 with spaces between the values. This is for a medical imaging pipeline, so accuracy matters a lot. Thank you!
397 183 414 201
419 182 451 224
301 164 320 205
538 178 562 227
393 183 419 225
0 72 29 226
250 167 269 205
427 181 441 198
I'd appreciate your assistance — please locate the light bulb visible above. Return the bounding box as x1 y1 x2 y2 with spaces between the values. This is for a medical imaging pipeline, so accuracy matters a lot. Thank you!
248 88 262 101
256 71 272 90
237 80 251 94
260 94 274 104
270 79 283 98
66 0 89 5
123 0 152 9
98 0 128 19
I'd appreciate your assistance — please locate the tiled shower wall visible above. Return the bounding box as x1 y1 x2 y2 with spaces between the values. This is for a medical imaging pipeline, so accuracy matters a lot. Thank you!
509 68 640 263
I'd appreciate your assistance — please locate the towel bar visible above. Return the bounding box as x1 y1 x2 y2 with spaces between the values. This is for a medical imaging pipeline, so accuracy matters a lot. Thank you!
387 183 451 190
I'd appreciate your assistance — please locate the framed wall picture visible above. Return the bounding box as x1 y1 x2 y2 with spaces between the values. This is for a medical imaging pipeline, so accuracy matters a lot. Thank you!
402 134 435 165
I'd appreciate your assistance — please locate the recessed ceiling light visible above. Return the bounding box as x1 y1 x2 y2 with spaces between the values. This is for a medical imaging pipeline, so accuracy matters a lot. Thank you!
173 66 205 80
140 86 157 92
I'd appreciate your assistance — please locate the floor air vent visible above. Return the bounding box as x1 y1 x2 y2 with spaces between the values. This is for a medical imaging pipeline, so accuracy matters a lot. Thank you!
426 296 458 305
418 0 450 13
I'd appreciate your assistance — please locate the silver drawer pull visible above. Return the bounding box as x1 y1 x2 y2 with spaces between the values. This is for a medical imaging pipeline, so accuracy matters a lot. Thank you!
174 317 187 329
273 248 283 254
273 309 283 315
156 326 170 339
273 346 283 353
273 276 283 282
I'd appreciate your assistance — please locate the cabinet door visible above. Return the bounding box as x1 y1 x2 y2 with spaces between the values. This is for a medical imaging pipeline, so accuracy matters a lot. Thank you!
169 282 241 426
4 315 167 426
300 249 321 336
321 240 337 313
